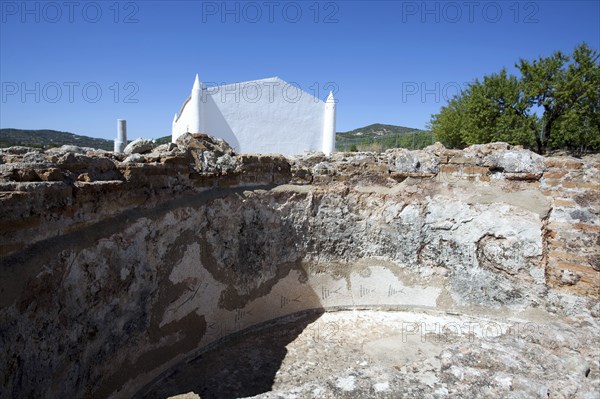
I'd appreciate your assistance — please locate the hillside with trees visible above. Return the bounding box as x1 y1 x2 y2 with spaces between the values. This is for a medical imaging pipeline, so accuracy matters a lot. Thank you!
430 43 599 155
335 124 432 151
155 124 433 152
3 126 432 154
0 129 114 151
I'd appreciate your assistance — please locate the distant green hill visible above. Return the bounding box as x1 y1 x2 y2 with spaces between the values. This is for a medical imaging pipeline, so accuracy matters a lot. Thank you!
159 123 433 153
336 123 433 151
0 129 115 151
155 136 172 145
1 124 433 153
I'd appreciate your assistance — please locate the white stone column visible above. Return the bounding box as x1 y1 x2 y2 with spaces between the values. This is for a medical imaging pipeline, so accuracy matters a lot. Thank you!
114 119 127 153
322 91 336 156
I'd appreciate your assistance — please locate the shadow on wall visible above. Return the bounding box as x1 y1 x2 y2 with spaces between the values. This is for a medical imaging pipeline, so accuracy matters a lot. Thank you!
203 95 240 152
132 189 328 397
0 185 328 399
138 311 324 399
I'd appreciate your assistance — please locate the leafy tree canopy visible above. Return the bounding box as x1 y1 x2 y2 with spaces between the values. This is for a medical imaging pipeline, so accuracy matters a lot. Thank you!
430 43 599 154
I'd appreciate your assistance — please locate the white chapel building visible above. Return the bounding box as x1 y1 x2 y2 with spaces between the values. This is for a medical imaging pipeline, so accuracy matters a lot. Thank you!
171 74 336 156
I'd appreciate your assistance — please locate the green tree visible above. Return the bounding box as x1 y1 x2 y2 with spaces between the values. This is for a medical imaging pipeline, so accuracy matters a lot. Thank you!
463 69 536 147
430 94 468 148
550 44 600 154
432 69 536 148
517 49 570 153
430 43 600 154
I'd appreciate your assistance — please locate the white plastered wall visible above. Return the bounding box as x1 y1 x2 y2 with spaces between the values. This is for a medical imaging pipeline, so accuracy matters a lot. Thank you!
173 77 330 156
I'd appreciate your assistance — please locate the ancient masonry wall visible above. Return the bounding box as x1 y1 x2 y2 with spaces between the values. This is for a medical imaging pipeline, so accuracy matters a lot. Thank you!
0 135 598 398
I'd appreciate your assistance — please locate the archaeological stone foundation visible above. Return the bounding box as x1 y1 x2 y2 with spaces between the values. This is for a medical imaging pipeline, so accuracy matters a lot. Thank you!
0 134 598 398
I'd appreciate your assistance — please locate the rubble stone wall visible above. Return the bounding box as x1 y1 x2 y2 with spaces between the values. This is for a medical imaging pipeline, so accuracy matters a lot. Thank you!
0 135 597 398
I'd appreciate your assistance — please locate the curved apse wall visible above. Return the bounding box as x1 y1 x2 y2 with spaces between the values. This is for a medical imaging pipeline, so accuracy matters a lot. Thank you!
0 135 598 398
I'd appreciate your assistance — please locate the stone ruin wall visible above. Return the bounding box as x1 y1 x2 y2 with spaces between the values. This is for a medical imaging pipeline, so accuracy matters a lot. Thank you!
0 134 598 398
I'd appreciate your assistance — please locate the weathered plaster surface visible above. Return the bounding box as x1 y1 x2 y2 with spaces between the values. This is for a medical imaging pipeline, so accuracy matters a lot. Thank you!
0 137 597 398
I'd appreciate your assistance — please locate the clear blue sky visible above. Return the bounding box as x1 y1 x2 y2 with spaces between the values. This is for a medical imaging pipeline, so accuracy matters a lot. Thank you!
1 0 598 140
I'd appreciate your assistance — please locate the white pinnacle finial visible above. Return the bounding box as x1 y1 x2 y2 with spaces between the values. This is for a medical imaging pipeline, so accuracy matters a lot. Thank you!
326 91 335 103
193 73 201 90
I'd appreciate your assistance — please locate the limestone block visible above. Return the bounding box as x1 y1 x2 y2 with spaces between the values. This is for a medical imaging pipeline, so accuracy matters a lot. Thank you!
123 137 155 154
